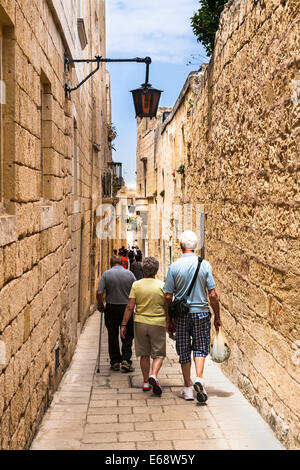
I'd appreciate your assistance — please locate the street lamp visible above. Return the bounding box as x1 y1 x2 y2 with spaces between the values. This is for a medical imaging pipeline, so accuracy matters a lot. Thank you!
64 54 162 118
130 57 162 119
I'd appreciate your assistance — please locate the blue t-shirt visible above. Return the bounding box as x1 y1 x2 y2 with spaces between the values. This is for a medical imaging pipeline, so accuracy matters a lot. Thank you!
163 253 216 316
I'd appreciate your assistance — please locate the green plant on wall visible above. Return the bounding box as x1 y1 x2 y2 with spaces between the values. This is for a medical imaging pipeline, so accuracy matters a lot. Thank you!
160 190 165 198
153 191 157 198
177 164 185 175
107 123 118 142
107 123 118 150
191 0 228 56
112 175 121 196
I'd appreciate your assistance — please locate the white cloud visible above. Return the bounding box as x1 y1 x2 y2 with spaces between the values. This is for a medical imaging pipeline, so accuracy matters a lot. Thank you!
106 0 201 64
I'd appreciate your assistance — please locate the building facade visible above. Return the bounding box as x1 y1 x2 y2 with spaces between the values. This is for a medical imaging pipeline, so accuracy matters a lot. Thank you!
135 0 300 449
0 0 113 449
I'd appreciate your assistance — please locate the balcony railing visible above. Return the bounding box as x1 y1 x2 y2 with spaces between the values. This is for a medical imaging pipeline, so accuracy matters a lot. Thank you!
102 162 123 199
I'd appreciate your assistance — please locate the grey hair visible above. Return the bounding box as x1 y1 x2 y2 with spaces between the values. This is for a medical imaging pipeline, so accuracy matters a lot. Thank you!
142 256 159 278
179 230 198 250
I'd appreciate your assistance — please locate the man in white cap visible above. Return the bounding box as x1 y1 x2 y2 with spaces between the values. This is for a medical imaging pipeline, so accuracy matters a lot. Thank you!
164 230 222 402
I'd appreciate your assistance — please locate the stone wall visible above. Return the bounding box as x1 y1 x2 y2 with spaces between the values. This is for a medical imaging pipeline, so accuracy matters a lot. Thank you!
186 0 300 449
136 0 300 449
0 0 110 449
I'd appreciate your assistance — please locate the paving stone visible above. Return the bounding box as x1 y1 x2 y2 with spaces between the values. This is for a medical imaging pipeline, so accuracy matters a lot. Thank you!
163 404 209 414
151 412 199 421
33 429 84 442
117 399 148 407
183 419 220 429
117 388 145 394
227 436 284 450
82 432 118 444
132 406 164 414
91 392 131 400
146 398 176 406
38 422 85 433
31 439 82 450
154 429 207 441
58 385 91 392
86 415 118 424
204 427 226 439
48 404 88 413
80 442 136 450
56 397 90 404
135 420 184 431
118 414 151 423
89 399 118 407
88 406 132 415
173 438 230 450
118 431 154 442
41 411 87 422
85 422 134 433
137 441 174 450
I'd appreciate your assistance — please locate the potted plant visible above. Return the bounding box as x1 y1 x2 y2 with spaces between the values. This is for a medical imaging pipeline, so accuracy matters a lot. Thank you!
107 123 118 150
160 190 165 198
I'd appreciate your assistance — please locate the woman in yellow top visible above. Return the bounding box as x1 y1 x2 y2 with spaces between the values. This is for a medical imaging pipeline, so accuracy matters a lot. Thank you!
121 257 166 395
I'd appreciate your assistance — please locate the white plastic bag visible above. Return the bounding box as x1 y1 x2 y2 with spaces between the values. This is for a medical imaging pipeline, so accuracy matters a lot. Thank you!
210 327 230 363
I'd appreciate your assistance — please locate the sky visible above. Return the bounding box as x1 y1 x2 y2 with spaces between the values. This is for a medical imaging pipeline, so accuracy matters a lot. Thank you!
105 0 208 188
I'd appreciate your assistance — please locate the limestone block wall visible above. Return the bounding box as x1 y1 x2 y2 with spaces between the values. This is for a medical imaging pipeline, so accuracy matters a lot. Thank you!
183 0 299 449
0 0 109 449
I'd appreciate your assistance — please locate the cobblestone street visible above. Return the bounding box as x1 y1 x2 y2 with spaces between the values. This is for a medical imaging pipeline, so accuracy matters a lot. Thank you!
31 312 284 451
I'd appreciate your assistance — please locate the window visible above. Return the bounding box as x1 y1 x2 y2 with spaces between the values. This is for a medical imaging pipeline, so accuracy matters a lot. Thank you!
72 120 79 201
143 161 147 197
77 0 88 49
40 73 52 202
1 24 15 213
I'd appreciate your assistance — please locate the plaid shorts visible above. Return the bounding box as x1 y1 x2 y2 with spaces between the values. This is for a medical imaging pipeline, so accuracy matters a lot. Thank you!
175 313 211 364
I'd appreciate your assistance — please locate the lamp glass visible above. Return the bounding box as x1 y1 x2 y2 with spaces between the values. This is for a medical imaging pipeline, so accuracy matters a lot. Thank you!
131 85 162 118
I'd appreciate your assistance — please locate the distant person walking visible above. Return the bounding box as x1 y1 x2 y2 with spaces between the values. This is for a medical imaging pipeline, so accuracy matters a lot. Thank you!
130 253 143 280
118 248 129 270
97 256 136 372
121 257 166 395
128 249 135 269
164 231 222 403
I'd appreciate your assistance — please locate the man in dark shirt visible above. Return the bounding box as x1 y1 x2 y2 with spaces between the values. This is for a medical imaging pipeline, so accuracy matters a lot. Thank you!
131 253 143 280
97 256 136 372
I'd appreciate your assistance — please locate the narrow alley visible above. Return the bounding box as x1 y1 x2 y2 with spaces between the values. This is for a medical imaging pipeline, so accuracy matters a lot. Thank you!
0 0 299 453
31 312 284 451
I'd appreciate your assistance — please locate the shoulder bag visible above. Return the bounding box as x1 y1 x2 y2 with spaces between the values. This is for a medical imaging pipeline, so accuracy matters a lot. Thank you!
168 257 203 320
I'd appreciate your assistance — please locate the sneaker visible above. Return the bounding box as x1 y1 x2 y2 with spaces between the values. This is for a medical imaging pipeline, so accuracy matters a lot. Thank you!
148 374 162 396
121 360 134 373
179 386 194 401
142 381 151 392
110 363 120 371
193 378 208 403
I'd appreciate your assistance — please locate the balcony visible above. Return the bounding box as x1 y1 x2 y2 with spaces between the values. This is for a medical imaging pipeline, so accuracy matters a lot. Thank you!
102 162 123 202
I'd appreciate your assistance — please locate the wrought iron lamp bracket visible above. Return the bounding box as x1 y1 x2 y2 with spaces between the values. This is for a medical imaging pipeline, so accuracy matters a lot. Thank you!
64 53 152 97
